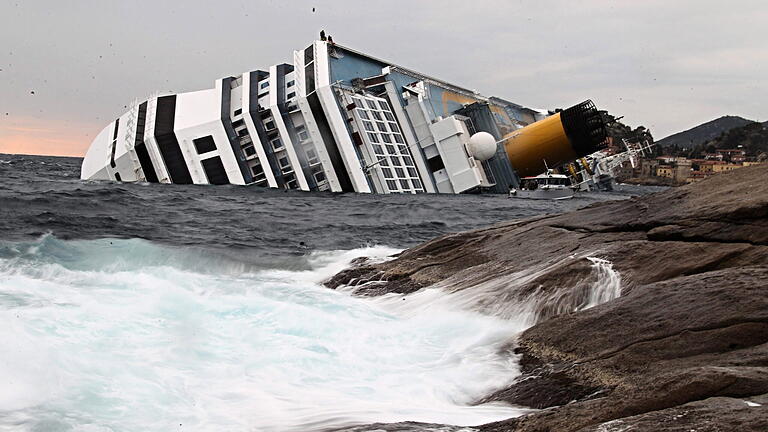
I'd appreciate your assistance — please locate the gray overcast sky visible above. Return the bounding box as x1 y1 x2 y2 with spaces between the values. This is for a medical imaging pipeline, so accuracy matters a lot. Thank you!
1 0 766 156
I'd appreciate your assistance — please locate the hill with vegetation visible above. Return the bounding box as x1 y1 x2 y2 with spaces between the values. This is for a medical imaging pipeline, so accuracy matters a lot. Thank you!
703 121 768 160
671 121 768 160
656 115 754 153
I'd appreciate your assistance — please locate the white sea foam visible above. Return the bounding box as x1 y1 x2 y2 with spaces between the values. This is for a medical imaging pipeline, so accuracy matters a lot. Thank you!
363 253 622 327
0 236 529 431
580 257 622 310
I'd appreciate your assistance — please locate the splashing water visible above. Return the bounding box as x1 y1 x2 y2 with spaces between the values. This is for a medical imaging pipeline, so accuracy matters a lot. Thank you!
580 257 622 310
0 235 530 431
359 253 622 328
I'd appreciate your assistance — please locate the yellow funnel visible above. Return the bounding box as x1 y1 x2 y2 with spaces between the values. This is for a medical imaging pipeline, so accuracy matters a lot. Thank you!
503 100 607 177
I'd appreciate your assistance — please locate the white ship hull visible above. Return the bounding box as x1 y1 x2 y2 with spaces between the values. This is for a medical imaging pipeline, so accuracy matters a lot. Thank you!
512 187 574 200
81 40 552 195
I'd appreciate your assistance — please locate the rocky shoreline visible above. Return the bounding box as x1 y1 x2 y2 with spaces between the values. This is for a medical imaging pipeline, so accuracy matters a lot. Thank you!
327 164 768 431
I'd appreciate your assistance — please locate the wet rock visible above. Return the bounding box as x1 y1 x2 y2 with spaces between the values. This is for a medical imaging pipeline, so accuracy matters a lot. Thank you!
574 393 768 432
326 164 768 431
329 164 768 299
480 267 768 431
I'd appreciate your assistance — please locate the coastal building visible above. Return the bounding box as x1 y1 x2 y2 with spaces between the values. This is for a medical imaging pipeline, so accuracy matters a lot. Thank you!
639 158 660 178
698 160 725 174
686 170 707 183
82 39 606 194
685 163 752 183
619 155 693 184
672 158 692 182
614 163 637 181
711 163 742 173
656 165 673 178
715 148 746 163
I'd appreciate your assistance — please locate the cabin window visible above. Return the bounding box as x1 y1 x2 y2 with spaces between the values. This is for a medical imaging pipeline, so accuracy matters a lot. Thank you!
271 137 284 151
278 156 291 169
233 108 242 116
305 64 315 94
428 155 445 172
306 148 318 163
193 136 217 154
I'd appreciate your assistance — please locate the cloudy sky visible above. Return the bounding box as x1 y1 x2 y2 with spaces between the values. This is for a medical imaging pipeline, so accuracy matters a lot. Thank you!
1 0 766 156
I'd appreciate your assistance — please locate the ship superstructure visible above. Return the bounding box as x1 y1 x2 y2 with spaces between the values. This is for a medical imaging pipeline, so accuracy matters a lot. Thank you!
569 139 656 191
82 39 606 194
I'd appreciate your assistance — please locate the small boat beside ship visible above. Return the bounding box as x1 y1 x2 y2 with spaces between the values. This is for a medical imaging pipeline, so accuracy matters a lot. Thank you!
509 170 574 200
507 139 657 200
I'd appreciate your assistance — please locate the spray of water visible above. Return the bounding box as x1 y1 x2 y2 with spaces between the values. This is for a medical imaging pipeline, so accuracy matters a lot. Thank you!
352 252 622 328
579 257 622 310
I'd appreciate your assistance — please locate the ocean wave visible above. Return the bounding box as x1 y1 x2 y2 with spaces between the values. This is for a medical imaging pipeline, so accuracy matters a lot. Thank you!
0 236 527 431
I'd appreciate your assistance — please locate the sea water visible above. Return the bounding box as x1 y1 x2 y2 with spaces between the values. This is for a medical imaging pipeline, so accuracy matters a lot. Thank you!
0 154 648 431
0 236 528 431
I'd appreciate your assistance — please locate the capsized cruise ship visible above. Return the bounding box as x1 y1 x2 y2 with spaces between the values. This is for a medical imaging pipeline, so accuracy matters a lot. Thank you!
81 38 608 194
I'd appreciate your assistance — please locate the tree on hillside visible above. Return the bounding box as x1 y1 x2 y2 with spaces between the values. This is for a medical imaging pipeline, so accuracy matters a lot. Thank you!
599 111 656 154
686 122 768 159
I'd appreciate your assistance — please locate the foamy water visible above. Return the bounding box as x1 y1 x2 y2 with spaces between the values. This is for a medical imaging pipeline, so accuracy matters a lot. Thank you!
362 253 622 327
0 236 530 431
